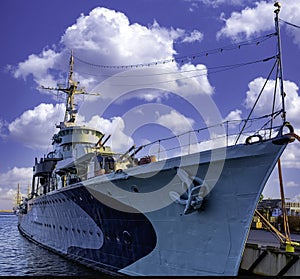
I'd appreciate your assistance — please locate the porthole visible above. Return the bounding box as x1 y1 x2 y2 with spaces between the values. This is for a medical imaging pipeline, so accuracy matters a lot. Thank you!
89 231 93 236
105 233 110 241
77 229 80 234
131 186 139 193
123 230 132 245
59 226 62 230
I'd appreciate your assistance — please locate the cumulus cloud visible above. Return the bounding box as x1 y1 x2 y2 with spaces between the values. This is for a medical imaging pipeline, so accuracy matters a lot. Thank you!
5 101 135 153
8 103 65 149
12 49 62 88
181 30 204 43
77 115 134 152
281 144 300 169
217 1 274 40
281 1 300 46
244 77 300 127
9 6 213 101
156 110 195 134
0 167 32 190
224 109 242 128
217 0 300 46
61 9 183 64
0 167 32 208
243 77 300 168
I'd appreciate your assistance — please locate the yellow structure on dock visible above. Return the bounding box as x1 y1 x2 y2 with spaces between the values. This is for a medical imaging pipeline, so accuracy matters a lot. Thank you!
0 210 13 213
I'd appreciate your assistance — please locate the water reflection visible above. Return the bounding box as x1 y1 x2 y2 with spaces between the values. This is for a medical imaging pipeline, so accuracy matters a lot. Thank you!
0 215 101 276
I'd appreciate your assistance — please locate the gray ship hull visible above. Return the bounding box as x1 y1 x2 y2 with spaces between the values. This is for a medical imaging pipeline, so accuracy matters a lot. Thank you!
18 139 287 275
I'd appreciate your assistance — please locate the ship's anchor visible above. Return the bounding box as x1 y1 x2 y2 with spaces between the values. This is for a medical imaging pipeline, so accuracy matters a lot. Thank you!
169 168 209 215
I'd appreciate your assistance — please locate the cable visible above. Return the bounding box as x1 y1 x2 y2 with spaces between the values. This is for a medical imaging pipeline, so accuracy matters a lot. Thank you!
280 18 300 29
72 32 276 70
102 56 276 87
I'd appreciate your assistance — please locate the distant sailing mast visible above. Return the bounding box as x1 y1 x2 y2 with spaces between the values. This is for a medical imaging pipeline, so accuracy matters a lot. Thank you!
41 50 100 128
14 183 22 208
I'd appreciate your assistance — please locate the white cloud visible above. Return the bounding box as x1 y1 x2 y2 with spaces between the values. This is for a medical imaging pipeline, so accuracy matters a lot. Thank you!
61 9 184 64
286 180 298 187
0 167 32 209
156 110 195 134
9 6 214 102
6 102 135 153
281 143 300 169
77 115 134 152
281 1 300 46
0 167 32 190
244 77 300 127
176 63 214 96
8 103 65 149
217 1 274 40
181 30 204 43
224 109 242 128
12 49 62 88
217 0 300 46
243 77 300 168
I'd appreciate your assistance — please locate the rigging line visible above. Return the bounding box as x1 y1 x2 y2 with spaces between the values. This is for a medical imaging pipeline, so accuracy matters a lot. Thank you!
254 111 283 137
234 59 278 145
106 56 276 87
140 114 276 151
74 55 276 79
72 32 276 69
270 64 280 138
279 18 300 29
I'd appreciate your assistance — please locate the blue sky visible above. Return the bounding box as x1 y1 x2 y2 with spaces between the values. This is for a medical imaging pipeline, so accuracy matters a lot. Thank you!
1 0 300 209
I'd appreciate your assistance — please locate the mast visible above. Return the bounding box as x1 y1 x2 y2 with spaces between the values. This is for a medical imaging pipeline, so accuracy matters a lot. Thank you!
14 183 22 207
41 50 100 126
273 2 299 253
274 2 286 123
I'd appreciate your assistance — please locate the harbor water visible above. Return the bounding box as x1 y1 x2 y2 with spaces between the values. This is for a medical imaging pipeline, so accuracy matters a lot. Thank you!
2 213 299 276
0 214 101 276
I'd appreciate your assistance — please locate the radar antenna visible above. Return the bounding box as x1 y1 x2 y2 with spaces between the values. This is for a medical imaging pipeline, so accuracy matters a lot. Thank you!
41 50 100 125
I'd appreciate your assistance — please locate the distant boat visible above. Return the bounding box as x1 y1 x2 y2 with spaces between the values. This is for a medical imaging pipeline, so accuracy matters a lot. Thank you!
17 2 298 276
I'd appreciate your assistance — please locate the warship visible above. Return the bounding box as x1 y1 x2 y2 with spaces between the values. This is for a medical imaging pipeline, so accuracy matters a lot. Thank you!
17 3 297 275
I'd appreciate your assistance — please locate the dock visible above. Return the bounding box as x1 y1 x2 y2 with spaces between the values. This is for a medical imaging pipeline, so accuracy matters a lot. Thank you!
0 210 13 213
240 230 300 275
